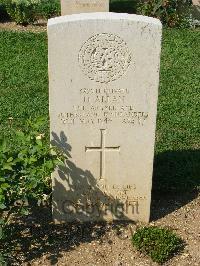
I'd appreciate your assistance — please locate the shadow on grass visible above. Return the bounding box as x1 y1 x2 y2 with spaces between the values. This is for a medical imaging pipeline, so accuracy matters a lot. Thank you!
151 149 200 221
110 0 138 14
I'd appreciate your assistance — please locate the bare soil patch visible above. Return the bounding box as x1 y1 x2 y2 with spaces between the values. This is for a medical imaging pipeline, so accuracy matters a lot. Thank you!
9 192 200 266
0 20 47 33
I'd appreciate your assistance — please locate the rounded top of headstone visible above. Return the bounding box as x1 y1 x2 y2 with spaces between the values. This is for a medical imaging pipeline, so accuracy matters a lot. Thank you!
48 12 162 28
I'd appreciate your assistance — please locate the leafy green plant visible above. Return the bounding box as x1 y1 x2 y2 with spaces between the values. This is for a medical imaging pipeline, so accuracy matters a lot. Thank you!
0 2 9 21
0 250 7 266
137 0 192 27
0 116 66 263
1 0 60 24
132 226 183 263
2 0 41 25
38 0 60 19
110 0 137 14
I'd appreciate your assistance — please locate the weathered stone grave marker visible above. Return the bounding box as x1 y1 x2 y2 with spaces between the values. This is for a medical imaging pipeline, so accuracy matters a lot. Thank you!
48 13 162 223
61 0 109 15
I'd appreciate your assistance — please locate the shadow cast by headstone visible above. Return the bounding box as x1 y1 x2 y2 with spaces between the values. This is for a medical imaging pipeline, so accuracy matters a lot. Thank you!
52 131 135 223
151 149 200 221
110 0 137 14
10 208 132 265
8 131 135 265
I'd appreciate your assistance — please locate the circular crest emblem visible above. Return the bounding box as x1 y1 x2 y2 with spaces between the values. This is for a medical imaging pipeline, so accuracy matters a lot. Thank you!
78 33 132 83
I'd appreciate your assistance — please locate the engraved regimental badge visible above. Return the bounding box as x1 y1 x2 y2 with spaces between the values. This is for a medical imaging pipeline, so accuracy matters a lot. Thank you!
78 33 132 83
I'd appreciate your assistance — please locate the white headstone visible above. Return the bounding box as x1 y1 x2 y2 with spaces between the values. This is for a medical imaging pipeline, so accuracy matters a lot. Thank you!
48 13 162 223
61 0 109 15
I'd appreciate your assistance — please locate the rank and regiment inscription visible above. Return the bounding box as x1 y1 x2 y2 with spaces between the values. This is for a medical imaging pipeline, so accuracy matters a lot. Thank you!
58 87 149 126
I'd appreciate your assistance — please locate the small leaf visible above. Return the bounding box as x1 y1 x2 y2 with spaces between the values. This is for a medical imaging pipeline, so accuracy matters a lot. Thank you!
7 157 13 162
16 131 25 139
3 164 13 171
36 139 43 147
1 183 10 190
20 208 29 216
30 157 37 163
0 204 6 210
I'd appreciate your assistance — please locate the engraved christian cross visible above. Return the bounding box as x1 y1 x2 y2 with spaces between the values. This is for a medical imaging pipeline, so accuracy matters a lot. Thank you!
85 129 120 180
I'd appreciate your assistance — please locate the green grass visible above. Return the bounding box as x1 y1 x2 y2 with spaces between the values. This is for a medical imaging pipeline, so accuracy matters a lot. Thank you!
0 29 199 191
154 29 200 192
0 31 49 139
132 226 184 263
157 29 200 153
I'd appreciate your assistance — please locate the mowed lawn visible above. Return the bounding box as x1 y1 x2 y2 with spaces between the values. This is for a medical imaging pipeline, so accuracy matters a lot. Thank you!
0 29 200 191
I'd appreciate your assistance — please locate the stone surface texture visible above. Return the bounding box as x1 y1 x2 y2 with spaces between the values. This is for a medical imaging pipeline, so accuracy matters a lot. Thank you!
193 0 200 5
61 0 109 15
192 0 200 20
48 13 162 223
